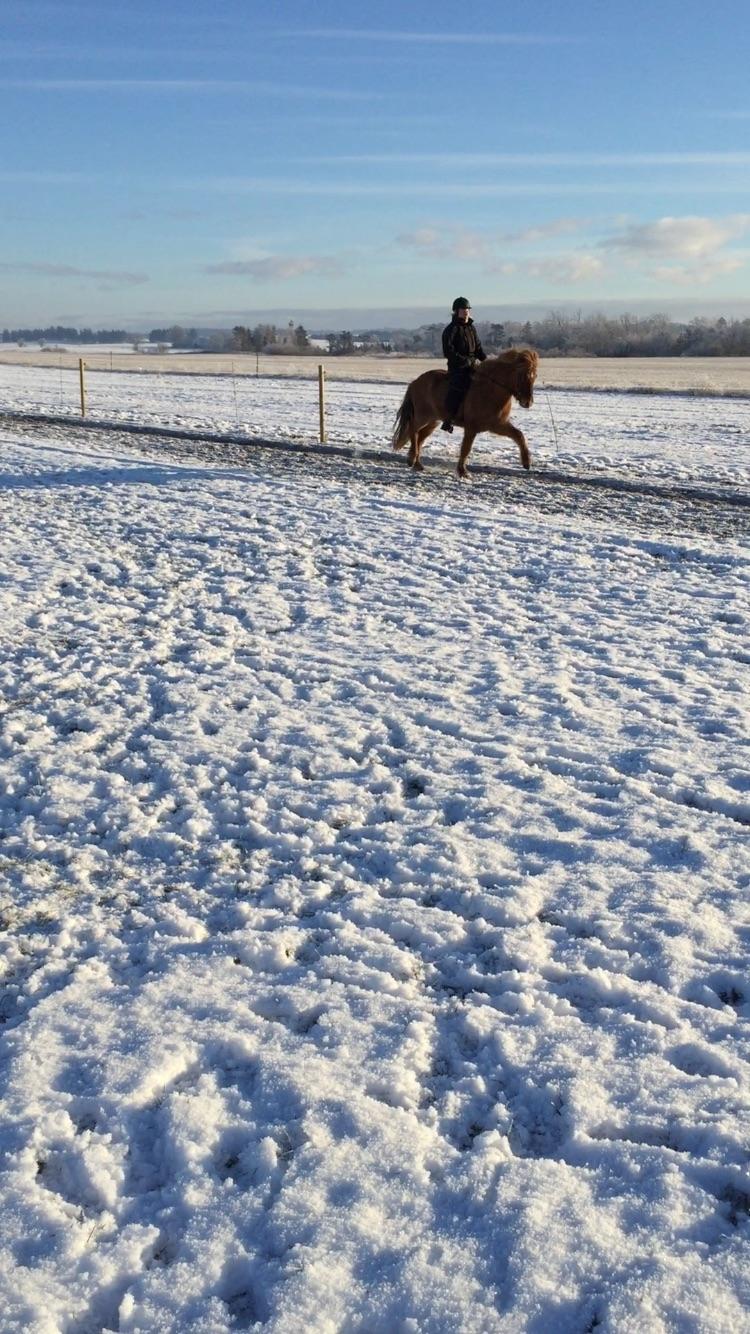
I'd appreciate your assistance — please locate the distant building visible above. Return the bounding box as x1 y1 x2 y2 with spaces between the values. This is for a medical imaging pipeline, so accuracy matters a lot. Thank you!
276 320 297 349
133 342 168 353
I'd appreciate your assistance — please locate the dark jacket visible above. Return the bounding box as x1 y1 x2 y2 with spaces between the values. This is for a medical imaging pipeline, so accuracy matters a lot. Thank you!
442 316 487 372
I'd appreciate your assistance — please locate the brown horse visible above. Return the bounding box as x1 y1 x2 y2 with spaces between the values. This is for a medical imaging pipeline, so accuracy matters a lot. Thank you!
391 347 538 477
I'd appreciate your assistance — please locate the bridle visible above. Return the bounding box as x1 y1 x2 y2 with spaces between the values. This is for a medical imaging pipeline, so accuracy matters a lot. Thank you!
474 359 536 403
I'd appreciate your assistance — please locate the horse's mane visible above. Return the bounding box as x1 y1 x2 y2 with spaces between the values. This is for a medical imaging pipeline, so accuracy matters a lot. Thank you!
479 347 538 371
475 347 538 407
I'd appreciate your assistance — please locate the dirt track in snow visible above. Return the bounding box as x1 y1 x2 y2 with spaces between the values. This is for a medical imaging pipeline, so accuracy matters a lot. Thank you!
4 414 748 544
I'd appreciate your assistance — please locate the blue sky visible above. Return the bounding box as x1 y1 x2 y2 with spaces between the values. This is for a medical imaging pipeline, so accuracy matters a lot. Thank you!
2 0 750 329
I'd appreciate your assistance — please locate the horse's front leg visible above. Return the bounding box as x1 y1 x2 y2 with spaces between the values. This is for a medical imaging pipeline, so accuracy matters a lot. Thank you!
457 429 477 479
494 420 530 471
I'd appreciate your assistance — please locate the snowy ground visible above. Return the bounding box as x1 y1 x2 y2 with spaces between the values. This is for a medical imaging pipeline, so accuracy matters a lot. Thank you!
2 360 750 490
0 370 749 1333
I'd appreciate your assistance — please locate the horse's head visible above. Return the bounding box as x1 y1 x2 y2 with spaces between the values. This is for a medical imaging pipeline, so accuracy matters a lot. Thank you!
513 349 538 408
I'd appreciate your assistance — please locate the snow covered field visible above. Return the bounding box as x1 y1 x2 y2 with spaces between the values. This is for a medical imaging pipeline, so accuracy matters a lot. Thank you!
2 349 750 398
0 370 749 1333
2 360 750 489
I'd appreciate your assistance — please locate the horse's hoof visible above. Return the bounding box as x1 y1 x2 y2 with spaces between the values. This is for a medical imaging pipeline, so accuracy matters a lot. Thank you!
411 461 425 473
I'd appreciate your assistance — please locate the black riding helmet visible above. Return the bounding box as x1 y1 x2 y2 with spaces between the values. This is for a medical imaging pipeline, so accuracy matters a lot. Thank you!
452 297 471 312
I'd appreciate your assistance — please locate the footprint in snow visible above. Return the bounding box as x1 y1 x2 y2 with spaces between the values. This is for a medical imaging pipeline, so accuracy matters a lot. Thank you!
668 1042 737 1080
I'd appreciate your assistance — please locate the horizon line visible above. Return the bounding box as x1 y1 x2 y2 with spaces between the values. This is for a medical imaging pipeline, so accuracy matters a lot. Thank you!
7 299 750 332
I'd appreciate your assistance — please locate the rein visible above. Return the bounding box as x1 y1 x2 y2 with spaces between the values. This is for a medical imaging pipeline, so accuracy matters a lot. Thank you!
475 365 516 392
474 360 535 402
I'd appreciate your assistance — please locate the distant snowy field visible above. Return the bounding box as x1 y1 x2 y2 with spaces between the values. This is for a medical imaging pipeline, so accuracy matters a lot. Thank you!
0 371 749 1333
2 349 750 397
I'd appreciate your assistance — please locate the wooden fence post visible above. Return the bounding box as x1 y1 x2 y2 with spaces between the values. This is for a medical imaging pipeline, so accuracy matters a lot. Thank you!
318 364 326 443
79 358 87 417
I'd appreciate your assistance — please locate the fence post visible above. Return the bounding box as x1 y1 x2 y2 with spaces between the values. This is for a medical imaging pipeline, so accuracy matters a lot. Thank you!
318 364 326 443
79 358 87 417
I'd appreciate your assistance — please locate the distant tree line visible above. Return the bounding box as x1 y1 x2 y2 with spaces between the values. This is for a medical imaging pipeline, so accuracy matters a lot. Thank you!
2 326 132 344
4 313 750 357
206 326 372 355
383 313 750 358
148 326 198 348
227 323 310 352
504 312 750 357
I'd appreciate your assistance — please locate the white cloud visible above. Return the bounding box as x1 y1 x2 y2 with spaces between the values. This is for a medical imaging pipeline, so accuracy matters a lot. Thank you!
184 177 750 199
486 262 520 277
397 228 442 252
526 254 605 283
396 220 598 274
501 217 593 244
0 261 147 284
396 227 492 261
305 151 750 167
204 255 344 281
0 79 383 101
0 170 92 184
397 216 589 260
603 214 750 259
650 257 746 286
274 29 577 46
221 238 279 264
450 231 493 261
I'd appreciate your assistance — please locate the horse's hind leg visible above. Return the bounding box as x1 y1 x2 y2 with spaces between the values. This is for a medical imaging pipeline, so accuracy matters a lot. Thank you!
494 420 530 471
408 421 438 471
457 429 478 479
406 425 419 468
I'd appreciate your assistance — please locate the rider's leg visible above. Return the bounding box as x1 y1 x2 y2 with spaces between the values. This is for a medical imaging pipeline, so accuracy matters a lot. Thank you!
441 369 470 432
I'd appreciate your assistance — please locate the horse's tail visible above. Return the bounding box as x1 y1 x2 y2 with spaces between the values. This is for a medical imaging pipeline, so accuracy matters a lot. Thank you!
391 390 414 450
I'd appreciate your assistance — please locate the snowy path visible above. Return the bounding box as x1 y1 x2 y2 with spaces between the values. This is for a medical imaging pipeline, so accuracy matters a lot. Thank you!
2 359 750 489
6 413 750 540
0 413 749 1332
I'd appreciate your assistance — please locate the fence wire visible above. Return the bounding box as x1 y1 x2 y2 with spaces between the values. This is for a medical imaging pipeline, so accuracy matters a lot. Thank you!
1 358 750 485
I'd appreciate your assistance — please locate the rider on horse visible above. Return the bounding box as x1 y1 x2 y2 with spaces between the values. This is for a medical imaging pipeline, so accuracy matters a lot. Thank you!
441 297 487 433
